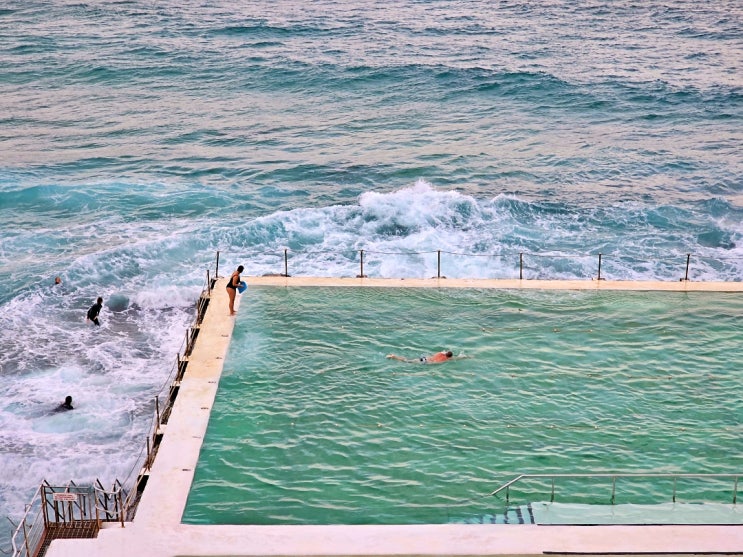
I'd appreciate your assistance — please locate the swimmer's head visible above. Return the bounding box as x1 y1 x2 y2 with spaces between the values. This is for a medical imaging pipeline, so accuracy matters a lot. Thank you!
446 351 453 358
237 265 244 273
65 396 72 404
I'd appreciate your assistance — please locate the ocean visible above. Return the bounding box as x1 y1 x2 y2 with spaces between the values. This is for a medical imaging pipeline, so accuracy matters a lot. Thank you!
0 0 741 547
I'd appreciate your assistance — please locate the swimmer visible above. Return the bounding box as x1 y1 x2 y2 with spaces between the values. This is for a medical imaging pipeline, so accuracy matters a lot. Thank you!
54 276 62 285
87 297 103 325
386 350 462 364
55 396 74 412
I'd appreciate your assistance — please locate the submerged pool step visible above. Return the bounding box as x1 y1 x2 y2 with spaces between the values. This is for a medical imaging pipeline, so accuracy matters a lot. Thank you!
529 501 743 525
460 501 743 525
460 504 536 524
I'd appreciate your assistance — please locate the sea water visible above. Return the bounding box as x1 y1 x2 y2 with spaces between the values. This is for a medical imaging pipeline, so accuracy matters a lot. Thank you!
0 0 741 546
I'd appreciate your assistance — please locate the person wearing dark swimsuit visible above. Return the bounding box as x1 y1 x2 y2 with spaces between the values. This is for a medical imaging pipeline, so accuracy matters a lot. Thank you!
55 396 74 412
226 265 244 315
87 297 103 325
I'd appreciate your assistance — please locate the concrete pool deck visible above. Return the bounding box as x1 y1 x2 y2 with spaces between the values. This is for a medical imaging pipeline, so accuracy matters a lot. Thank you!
44 277 743 557
246 275 743 291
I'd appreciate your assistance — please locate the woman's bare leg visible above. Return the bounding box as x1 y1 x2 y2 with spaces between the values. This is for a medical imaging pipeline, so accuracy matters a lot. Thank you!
227 288 236 315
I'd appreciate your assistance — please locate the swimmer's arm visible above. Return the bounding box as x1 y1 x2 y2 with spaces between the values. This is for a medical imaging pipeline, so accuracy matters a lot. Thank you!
386 354 417 363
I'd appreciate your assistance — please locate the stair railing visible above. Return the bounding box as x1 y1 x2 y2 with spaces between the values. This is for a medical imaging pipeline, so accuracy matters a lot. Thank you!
489 473 741 505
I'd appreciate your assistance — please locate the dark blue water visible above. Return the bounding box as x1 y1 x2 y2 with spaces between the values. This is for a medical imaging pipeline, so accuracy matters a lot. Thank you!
0 0 741 546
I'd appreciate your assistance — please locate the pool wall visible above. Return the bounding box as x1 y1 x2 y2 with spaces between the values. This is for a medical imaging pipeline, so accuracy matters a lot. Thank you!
44 277 743 557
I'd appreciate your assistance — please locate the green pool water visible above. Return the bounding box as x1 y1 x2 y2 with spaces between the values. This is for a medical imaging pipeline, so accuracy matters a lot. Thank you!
182 288 743 525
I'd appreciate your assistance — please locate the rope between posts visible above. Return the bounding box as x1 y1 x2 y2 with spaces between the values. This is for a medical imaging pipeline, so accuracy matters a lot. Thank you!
117 442 148 492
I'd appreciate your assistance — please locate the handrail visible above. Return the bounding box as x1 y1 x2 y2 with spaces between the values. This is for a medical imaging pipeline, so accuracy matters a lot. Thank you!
113 263 216 505
11 481 49 557
93 481 125 527
489 473 741 505
220 248 743 282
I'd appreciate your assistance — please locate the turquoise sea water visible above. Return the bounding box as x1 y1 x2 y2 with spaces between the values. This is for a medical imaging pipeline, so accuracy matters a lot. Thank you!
0 0 741 545
183 287 743 525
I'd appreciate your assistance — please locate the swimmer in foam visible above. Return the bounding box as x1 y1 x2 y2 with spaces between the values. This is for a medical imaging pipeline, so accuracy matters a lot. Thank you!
386 350 465 364
87 297 103 325
55 396 74 412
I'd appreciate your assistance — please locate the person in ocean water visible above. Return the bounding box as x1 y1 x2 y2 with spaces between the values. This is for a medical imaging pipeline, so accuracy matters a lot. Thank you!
56 396 74 411
386 350 461 364
226 265 244 316
87 296 103 325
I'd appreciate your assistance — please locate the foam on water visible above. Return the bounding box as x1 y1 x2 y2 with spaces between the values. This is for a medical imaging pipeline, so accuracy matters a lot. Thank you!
229 181 743 280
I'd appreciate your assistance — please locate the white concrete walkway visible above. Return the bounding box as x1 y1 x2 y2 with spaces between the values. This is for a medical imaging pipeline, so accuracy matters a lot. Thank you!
44 278 743 557
247 275 743 291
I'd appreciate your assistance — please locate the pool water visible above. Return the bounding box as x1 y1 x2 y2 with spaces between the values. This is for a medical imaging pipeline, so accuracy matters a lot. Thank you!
183 287 743 525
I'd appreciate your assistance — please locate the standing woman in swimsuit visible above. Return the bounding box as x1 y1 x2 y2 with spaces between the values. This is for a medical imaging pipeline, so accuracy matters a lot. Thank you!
226 265 244 316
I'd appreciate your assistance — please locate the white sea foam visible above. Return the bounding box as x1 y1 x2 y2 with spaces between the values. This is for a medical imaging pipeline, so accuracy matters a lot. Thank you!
229 182 743 281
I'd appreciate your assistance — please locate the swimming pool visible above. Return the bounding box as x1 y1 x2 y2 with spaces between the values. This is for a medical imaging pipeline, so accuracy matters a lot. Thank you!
183 287 743 525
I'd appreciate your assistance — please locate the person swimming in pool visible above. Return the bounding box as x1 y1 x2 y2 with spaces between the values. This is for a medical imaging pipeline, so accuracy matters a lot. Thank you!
386 350 461 364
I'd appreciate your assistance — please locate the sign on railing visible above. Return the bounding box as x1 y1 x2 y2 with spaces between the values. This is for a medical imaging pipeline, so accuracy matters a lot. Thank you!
51 493 78 502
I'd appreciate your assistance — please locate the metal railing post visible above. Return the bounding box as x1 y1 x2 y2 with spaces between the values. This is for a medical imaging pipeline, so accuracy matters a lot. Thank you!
155 396 160 428
206 269 211 293
437 250 441 278
22 516 30 557
673 476 677 502
550 478 555 502
146 437 151 470
94 492 101 528
611 476 616 504
597 253 603 280
357 250 367 278
215 250 220 278
284 249 289 277
118 491 124 528
41 489 49 528
734 477 738 504
684 253 690 281
519 252 523 280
